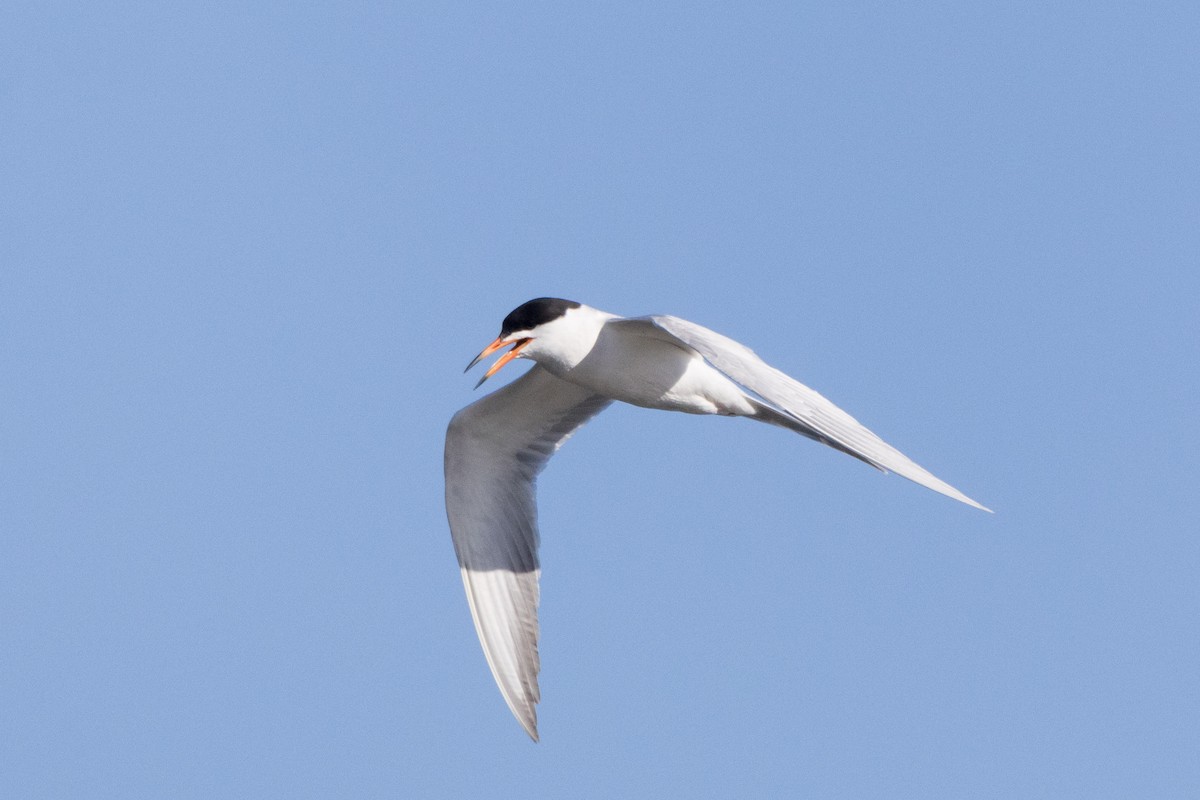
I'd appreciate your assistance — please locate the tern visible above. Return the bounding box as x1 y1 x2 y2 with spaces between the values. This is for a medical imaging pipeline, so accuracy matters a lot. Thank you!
446 297 988 740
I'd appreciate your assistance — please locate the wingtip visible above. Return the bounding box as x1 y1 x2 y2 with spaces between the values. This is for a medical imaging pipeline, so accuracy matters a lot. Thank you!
911 476 992 513
517 709 540 742
958 495 993 514
945 490 992 513
946 487 992 513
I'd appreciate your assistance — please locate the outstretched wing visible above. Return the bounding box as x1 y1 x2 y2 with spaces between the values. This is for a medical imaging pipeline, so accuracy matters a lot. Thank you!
444 365 611 740
615 315 989 511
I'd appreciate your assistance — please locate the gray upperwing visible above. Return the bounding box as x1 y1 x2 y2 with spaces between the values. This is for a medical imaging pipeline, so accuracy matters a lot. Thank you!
445 365 612 740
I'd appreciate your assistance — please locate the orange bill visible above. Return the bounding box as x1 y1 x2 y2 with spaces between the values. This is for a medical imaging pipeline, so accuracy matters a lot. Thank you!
471 337 532 388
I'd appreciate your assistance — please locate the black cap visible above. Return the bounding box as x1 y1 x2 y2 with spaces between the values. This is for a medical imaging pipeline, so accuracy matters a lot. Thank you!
500 298 581 337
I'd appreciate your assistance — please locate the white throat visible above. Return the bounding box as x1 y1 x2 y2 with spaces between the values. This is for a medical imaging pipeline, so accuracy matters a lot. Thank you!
521 304 619 375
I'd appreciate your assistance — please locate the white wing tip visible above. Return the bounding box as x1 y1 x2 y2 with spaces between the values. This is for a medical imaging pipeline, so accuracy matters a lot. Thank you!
931 482 992 513
962 495 994 513
884 465 992 513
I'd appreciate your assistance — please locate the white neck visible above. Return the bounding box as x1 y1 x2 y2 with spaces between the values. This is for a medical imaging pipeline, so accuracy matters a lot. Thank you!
523 304 619 374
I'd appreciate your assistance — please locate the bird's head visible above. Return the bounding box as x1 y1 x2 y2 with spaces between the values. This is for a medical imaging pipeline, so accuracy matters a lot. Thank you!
465 297 584 387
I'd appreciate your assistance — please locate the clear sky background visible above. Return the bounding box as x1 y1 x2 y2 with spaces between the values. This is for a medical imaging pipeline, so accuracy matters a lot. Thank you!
3 3 1198 797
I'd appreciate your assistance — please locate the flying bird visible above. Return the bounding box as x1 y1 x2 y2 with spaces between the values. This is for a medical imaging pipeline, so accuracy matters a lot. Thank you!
445 297 988 740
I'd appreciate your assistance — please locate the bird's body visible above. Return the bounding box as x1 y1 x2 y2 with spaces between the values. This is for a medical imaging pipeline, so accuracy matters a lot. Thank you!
532 306 756 415
446 298 988 741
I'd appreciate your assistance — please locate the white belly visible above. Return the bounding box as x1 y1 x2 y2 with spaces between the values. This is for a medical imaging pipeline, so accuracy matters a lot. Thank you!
556 328 755 416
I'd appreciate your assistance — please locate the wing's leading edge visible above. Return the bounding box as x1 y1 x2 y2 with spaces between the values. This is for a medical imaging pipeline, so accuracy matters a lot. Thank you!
444 365 611 740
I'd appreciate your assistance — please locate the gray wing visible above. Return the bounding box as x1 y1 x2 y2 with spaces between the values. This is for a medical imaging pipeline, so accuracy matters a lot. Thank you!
615 315 989 511
444 365 611 740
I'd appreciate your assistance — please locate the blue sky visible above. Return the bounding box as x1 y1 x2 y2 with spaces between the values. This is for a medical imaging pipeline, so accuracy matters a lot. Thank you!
3 2 1198 797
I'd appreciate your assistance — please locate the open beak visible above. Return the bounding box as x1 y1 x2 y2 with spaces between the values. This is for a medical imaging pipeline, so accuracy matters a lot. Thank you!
465 337 532 388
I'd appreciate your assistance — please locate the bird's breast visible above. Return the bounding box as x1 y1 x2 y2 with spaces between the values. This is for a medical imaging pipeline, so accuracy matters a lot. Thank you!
551 331 754 416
